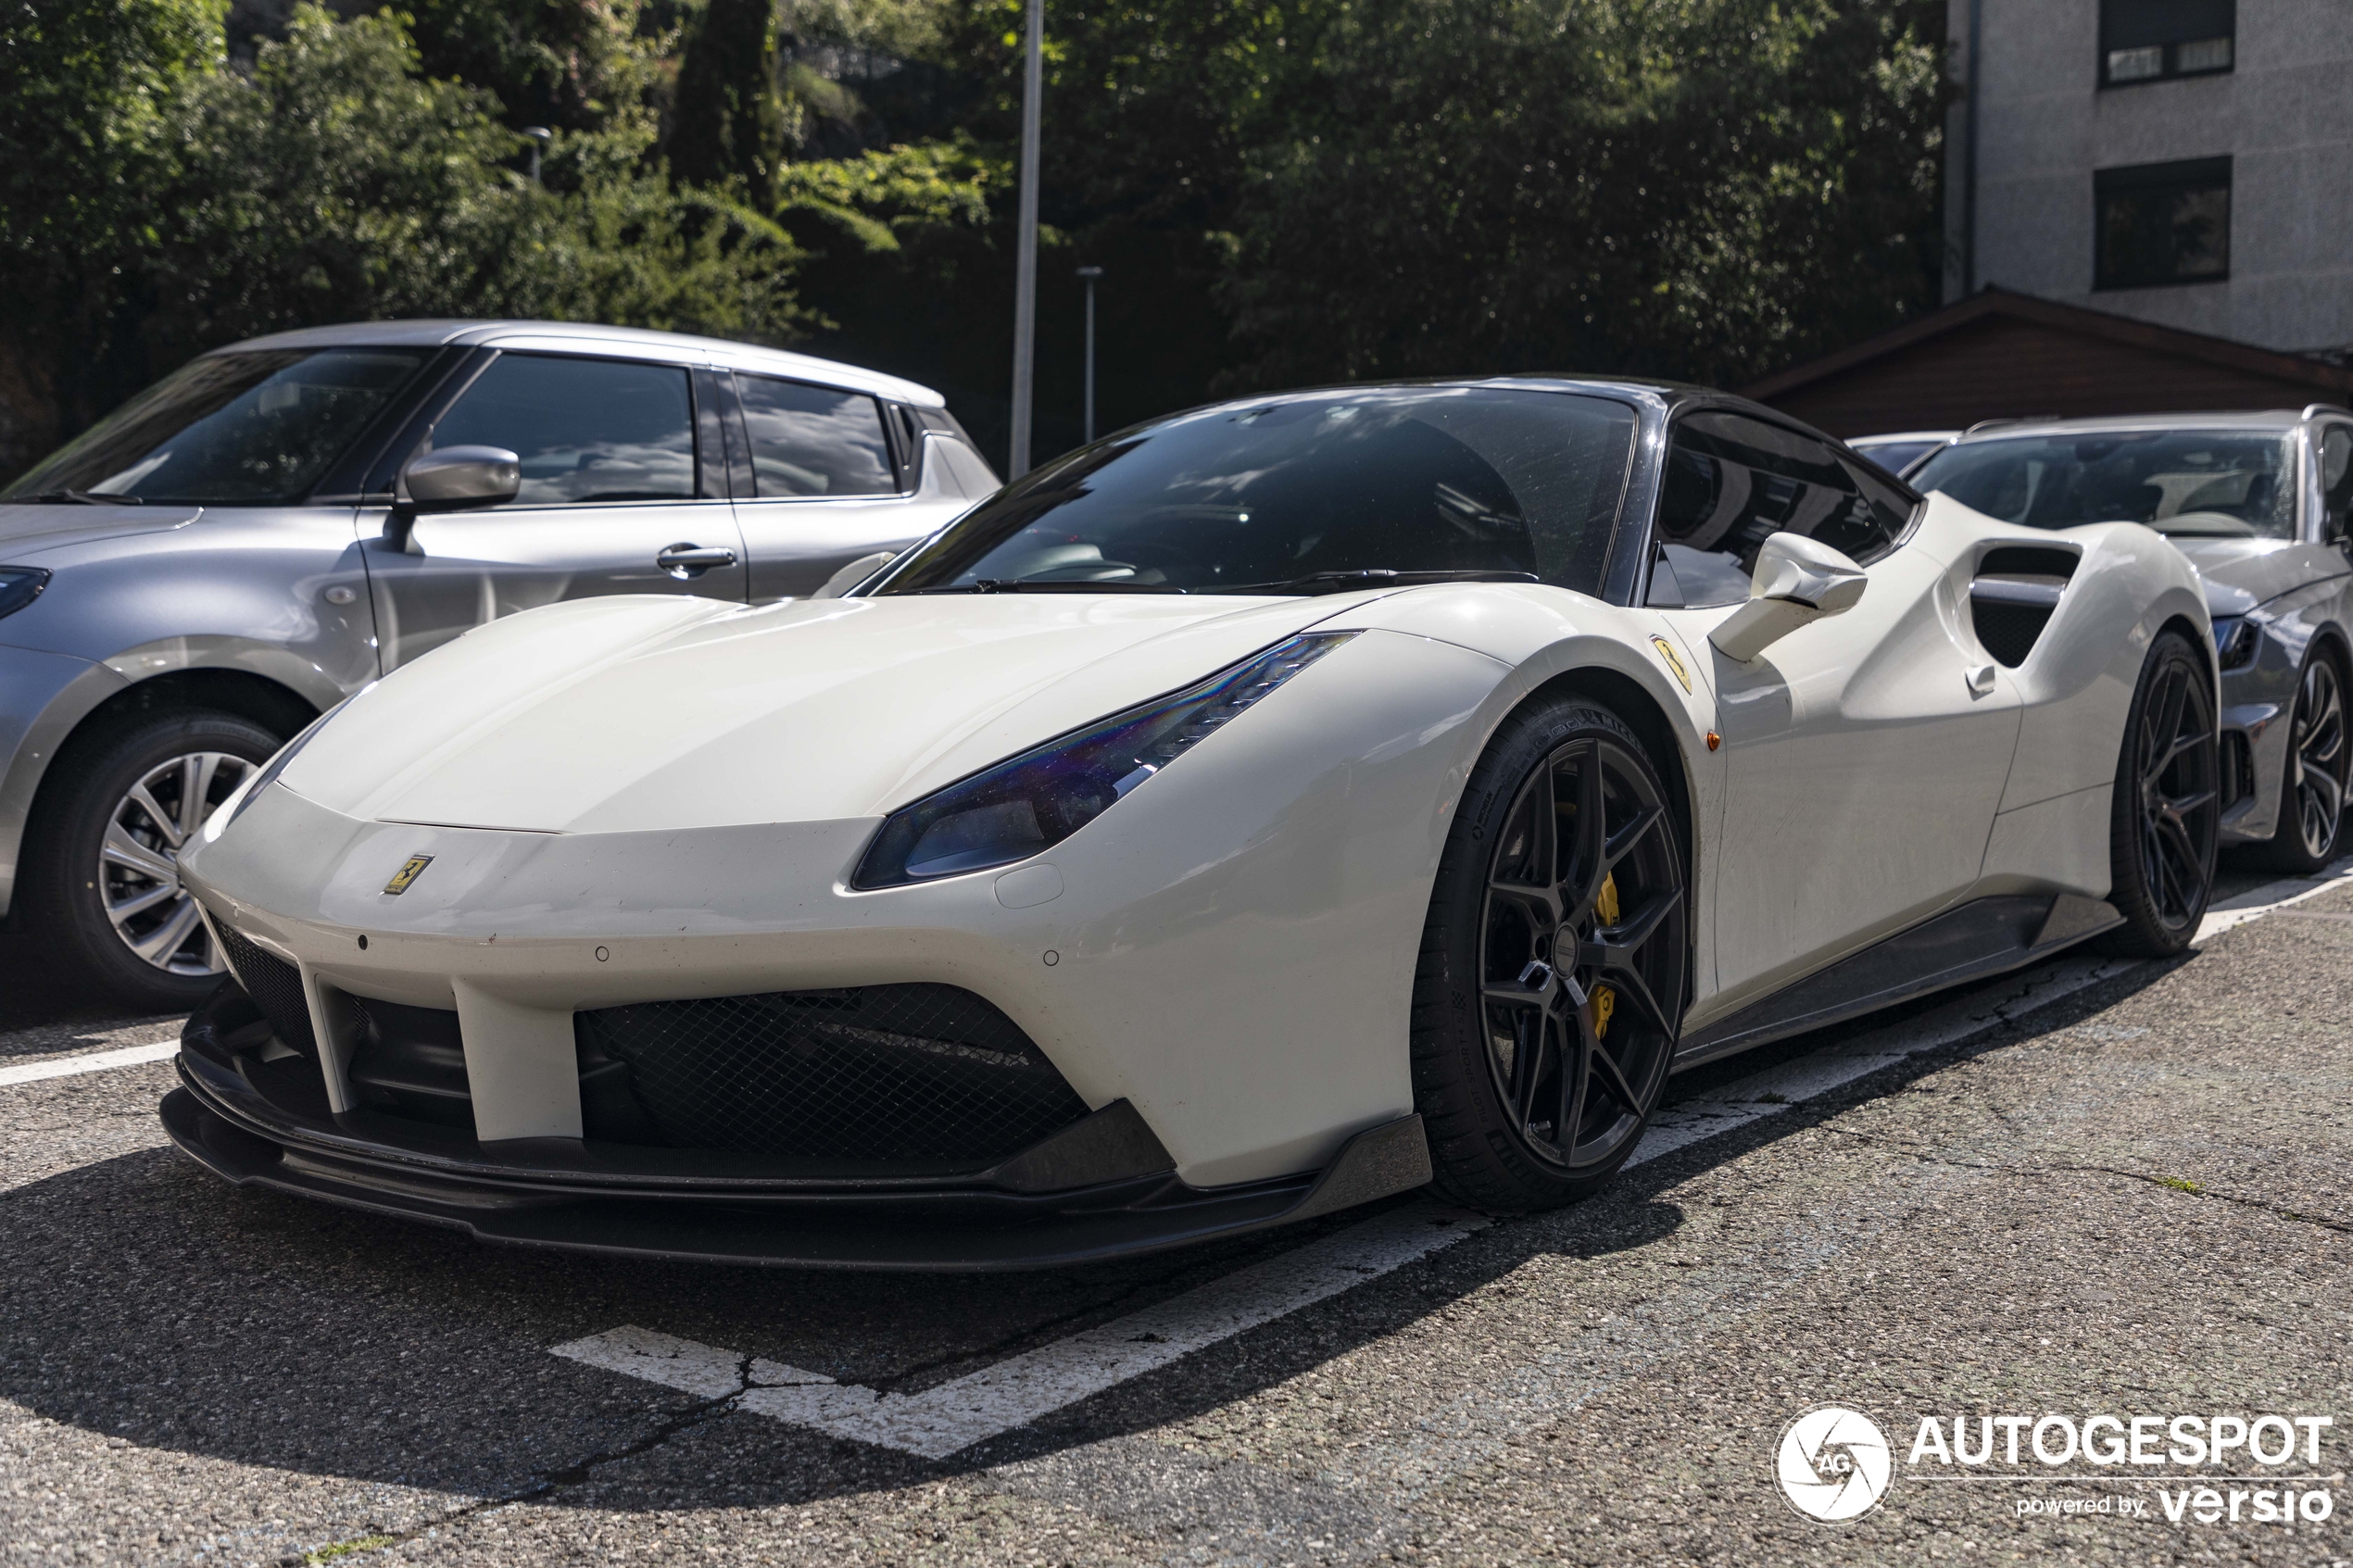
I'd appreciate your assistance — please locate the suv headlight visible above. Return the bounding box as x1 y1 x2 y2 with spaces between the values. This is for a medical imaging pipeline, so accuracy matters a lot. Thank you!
853 632 1356 888
2213 615 2261 671
0 567 50 620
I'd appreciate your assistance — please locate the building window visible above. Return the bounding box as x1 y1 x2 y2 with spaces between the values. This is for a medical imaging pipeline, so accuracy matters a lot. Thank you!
2095 158 2231 290
2100 0 2233 86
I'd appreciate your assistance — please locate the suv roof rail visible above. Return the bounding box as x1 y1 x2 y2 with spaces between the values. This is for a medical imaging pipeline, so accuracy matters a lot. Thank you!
2302 403 2347 422
1960 415 2057 437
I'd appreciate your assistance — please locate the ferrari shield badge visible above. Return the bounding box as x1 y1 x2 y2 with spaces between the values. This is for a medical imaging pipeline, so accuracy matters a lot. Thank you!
1650 634 1692 694
383 854 434 896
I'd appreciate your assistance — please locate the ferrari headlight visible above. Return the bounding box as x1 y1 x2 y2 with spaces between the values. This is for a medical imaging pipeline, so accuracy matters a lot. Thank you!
2213 615 2261 671
0 567 50 620
853 632 1357 888
201 695 356 844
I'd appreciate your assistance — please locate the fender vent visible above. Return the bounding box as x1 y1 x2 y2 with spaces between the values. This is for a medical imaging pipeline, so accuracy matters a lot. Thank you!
573 984 1091 1163
212 918 317 1059
1969 546 2079 669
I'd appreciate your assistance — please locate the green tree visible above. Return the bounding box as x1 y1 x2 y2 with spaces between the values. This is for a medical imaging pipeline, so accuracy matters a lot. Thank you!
1216 0 1948 391
0 3 812 478
146 7 811 359
0 0 226 457
399 0 662 130
669 0 786 206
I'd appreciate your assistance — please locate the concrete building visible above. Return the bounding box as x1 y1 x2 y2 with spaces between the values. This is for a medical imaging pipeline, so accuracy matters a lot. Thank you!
1945 0 2353 357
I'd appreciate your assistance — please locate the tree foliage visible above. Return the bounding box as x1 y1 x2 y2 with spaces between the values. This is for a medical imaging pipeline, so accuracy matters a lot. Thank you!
0 2 809 475
0 0 1950 478
669 0 787 206
1216 0 1947 392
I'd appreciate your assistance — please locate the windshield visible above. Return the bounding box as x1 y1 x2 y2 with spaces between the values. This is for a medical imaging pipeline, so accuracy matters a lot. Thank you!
877 387 1638 596
1911 429 2296 539
6 348 432 505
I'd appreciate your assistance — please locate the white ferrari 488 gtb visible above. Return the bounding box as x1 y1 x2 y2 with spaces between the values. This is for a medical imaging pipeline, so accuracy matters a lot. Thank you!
168 379 2218 1268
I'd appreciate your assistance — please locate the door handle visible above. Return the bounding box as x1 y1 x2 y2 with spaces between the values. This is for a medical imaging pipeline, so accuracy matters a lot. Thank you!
656 543 738 580
1966 663 1998 697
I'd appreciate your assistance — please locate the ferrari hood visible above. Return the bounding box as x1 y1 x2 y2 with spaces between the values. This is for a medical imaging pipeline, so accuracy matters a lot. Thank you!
0 501 202 558
276 591 1361 834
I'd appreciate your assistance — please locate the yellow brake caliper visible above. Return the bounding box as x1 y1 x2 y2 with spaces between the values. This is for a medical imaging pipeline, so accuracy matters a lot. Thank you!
1590 872 1618 1038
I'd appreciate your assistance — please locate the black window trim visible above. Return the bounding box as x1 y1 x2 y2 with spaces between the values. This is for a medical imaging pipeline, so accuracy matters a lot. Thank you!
1633 398 1924 609
725 369 917 503
2093 156 2233 293
362 346 724 509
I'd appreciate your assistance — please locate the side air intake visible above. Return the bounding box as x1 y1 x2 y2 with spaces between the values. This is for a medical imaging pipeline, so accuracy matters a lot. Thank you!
1969 546 2078 669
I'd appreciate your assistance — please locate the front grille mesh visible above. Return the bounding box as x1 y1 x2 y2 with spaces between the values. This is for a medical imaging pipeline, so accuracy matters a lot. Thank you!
574 984 1089 1162
212 918 317 1058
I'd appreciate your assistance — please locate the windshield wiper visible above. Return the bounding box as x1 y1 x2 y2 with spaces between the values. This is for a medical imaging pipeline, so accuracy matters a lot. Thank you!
28 490 139 506
915 579 1186 594
1204 569 1539 596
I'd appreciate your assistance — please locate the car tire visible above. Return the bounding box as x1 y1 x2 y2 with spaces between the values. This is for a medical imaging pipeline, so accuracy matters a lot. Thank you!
2254 642 2349 874
24 708 283 1014
2096 631 2221 959
1410 696 1690 1211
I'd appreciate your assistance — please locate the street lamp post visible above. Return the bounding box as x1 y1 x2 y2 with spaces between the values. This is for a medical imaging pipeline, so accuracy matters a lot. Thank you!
1007 0 1044 476
522 126 551 185
1076 265 1103 444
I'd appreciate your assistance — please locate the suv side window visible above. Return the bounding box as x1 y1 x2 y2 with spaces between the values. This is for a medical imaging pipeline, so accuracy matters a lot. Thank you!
1647 410 1914 608
736 375 899 497
2320 424 2353 542
432 354 697 505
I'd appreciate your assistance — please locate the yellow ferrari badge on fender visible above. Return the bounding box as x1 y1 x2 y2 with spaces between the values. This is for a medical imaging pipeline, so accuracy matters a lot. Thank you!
383 855 434 895
1650 634 1692 694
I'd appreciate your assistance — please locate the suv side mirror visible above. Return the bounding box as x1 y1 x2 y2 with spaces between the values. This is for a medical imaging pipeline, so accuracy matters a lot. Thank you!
1707 532 1869 663
384 446 521 550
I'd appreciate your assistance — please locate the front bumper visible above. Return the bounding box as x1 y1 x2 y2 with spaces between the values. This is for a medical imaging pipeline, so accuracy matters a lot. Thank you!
166 980 1431 1270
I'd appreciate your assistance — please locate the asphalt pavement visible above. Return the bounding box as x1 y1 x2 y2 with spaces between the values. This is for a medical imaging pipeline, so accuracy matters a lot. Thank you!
2 859 2347 1567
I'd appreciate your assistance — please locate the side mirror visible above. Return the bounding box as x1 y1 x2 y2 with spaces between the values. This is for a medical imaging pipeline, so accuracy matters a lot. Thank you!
384 446 521 550
1707 532 1868 663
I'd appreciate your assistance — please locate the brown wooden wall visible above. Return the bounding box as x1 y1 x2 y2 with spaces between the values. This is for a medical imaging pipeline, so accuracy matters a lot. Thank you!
1759 317 2348 438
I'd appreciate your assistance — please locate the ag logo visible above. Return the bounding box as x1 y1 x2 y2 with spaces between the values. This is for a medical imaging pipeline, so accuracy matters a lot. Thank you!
382 854 434 896
1776 1405 1893 1523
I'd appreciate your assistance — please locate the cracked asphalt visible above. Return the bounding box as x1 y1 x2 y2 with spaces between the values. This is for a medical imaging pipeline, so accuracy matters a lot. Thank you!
2 866 2348 1568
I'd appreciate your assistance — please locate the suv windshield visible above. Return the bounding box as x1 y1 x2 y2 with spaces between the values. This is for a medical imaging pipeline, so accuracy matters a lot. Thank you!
1911 429 2296 539
6 348 432 505
876 387 1637 596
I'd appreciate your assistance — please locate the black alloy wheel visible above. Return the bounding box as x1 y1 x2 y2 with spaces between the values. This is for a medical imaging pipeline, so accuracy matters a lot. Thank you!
2100 632 2220 958
2261 646 2348 872
1412 698 1689 1210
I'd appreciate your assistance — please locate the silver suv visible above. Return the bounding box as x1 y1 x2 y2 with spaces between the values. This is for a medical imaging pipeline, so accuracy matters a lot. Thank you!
0 320 1000 1010
1912 408 2353 872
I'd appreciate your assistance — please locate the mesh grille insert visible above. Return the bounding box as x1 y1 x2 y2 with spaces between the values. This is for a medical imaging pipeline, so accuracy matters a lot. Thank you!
212 918 317 1058
573 984 1089 1162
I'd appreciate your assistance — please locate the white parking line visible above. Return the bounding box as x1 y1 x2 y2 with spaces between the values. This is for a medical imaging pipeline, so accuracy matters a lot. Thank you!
2195 852 2353 940
0 1041 180 1087
551 864 2353 1459
554 1204 1490 1459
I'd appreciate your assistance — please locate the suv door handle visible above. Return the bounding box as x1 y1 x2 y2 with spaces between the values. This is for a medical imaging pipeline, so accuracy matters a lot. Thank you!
657 543 738 580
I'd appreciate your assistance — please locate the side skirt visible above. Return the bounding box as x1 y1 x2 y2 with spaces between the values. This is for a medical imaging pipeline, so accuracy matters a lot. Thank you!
1671 893 2121 1071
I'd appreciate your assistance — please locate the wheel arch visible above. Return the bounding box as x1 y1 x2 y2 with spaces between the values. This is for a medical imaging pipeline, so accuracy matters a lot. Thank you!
1517 663 1699 879
4 668 320 928
1488 661 1705 1032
